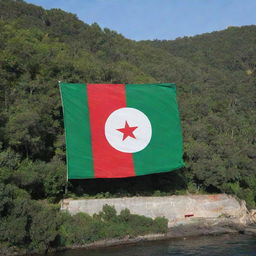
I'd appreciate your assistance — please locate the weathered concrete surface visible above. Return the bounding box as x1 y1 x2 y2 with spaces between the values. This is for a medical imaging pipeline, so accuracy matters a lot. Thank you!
250 209 256 223
61 194 251 227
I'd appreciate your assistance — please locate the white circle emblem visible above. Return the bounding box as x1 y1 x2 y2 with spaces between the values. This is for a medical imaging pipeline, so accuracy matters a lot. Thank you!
105 107 152 153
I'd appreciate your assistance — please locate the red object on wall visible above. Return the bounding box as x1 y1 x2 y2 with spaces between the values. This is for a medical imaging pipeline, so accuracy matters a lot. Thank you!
184 214 194 218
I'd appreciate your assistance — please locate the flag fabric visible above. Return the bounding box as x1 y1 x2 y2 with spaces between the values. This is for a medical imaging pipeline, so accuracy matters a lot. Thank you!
59 83 184 179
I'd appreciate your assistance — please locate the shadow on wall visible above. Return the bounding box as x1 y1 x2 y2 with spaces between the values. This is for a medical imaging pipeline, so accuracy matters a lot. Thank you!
68 168 190 197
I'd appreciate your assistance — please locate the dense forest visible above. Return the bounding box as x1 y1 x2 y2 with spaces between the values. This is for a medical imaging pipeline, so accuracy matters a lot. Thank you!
0 0 255 254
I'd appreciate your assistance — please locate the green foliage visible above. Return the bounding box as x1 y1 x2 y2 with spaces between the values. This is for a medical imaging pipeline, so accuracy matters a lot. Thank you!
99 204 118 222
222 181 256 209
0 183 60 253
152 217 168 233
59 205 168 246
29 206 60 252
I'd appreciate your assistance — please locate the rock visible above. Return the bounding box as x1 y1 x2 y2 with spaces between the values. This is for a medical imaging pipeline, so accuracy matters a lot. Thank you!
244 224 256 236
166 218 244 238
250 209 256 223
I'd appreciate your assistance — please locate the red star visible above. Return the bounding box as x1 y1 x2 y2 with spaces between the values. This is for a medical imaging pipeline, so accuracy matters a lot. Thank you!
117 121 138 141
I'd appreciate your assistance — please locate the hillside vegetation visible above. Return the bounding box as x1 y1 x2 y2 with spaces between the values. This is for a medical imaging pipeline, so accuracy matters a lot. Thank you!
0 0 255 254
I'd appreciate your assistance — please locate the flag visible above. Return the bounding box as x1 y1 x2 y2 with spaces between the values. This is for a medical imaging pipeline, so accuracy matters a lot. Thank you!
59 83 184 179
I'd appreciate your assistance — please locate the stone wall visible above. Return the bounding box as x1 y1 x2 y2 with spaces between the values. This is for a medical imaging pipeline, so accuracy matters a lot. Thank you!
61 194 250 227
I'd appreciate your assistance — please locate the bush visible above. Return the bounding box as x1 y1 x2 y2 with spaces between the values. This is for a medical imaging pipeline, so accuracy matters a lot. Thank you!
98 204 118 222
59 205 168 246
29 206 60 253
59 212 101 245
222 182 256 209
152 217 168 233
0 184 61 254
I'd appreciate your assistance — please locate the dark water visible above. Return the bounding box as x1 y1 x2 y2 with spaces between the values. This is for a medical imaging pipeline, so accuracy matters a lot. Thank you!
54 234 256 256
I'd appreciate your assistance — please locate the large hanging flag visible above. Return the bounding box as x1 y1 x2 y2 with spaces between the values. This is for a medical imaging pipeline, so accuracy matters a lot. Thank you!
59 83 184 179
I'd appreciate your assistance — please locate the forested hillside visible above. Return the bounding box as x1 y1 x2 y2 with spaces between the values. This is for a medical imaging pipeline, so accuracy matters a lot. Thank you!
0 0 255 253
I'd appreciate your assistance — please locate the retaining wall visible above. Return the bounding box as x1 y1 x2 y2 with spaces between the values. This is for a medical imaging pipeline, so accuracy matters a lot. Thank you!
61 194 249 227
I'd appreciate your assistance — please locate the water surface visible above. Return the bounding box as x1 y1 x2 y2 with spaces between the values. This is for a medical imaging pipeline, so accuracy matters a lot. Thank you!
54 234 256 256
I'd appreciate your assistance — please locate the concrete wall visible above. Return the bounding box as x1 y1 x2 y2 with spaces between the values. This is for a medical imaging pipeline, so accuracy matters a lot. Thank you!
61 194 248 227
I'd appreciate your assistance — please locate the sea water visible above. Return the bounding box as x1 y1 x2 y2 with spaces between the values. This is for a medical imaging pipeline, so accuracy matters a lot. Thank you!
54 234 256 256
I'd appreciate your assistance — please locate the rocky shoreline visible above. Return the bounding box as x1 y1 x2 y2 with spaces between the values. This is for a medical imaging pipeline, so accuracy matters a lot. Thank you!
61 218 256 252
2 218 256 256
46 220 256 256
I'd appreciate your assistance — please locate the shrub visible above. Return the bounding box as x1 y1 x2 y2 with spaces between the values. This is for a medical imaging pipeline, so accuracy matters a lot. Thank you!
59 205 168 247
152 217 168 233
